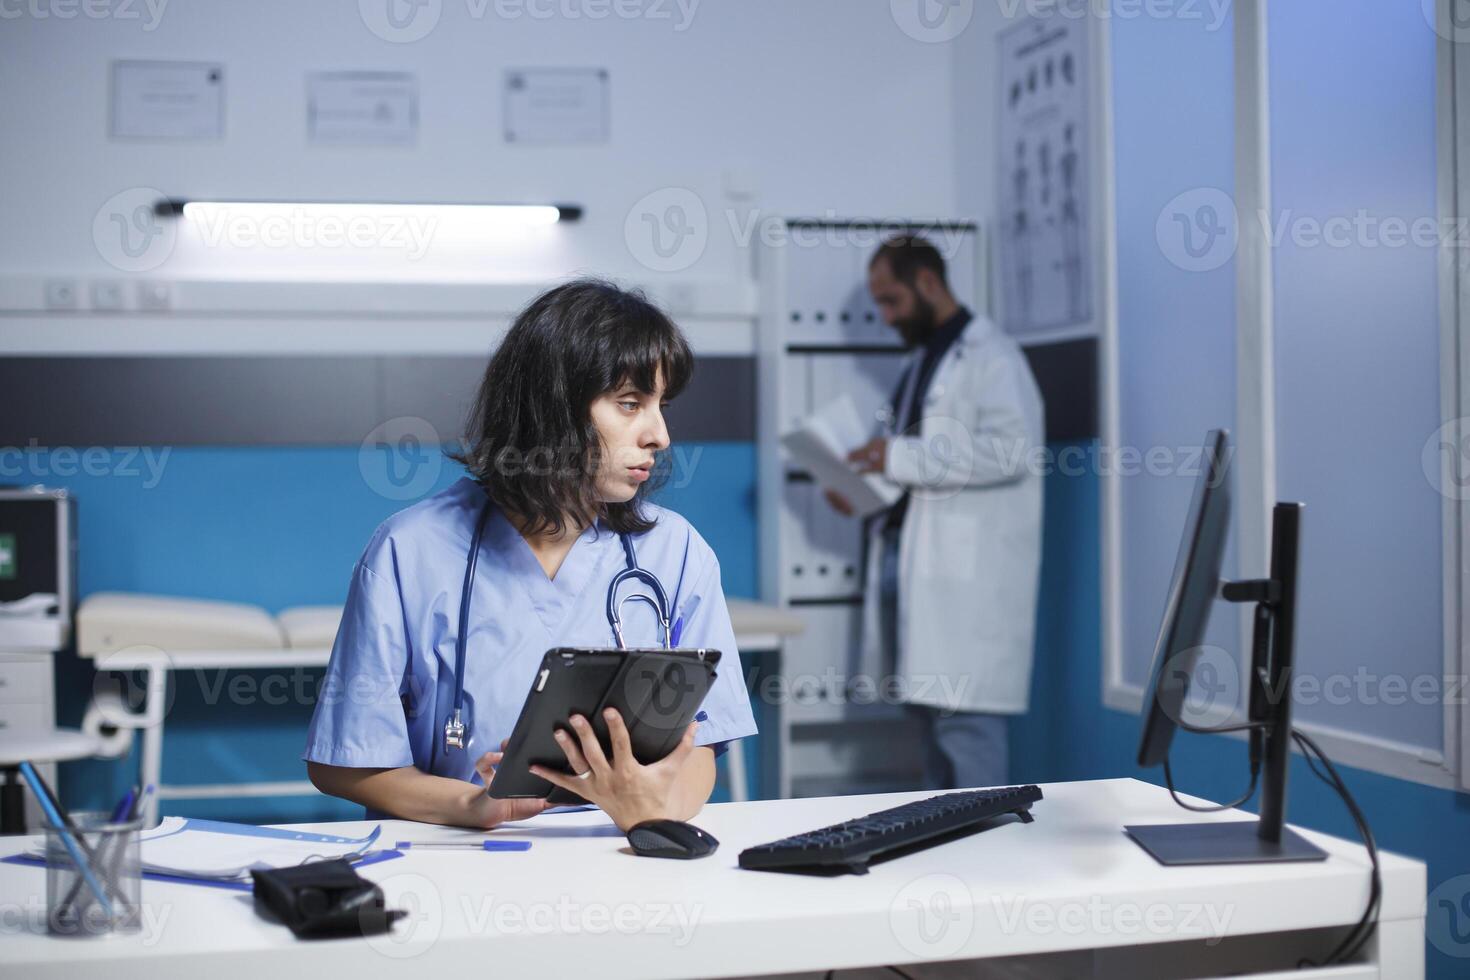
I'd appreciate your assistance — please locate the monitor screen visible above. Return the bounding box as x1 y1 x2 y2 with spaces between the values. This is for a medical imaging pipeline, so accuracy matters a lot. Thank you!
1136 429 1233 768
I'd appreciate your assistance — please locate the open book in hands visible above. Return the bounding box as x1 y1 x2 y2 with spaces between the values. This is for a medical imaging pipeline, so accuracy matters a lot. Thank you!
781 395 903 518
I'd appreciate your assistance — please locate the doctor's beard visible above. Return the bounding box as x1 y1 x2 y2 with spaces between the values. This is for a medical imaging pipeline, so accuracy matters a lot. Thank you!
892 293 937 348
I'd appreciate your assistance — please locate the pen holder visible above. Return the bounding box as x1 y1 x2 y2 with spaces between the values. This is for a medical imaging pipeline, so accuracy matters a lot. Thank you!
44 811 143 938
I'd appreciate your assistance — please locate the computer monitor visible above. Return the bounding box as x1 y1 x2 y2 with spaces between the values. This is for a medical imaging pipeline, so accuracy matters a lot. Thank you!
1126 429 1326 865
1135 429 1232 768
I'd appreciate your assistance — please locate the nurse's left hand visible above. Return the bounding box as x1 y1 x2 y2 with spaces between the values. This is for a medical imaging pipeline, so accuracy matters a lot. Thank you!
531 709 700 833
469 741 557 828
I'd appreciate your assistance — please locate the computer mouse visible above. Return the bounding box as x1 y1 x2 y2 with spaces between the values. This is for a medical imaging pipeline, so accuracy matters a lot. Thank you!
626 819 720 859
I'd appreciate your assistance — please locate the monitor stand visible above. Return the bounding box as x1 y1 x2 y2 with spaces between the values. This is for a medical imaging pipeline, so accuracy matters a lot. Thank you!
1126 818 1325 866
1126 503 1328 867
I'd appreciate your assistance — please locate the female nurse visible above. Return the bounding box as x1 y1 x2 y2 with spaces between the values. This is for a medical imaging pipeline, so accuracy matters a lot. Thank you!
304 279 758 831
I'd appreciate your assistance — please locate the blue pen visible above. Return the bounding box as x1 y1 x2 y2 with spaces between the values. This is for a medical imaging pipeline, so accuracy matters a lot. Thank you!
110 785 138 823
670 616 684 647
394 839 531 852
18 762 114 918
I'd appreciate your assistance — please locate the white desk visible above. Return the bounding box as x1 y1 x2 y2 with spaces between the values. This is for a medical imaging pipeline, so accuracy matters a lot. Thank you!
81 600 805 824
0 779 1423 979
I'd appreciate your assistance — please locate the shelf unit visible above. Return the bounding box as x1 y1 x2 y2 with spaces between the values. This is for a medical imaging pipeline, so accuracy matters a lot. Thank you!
754 218 985 795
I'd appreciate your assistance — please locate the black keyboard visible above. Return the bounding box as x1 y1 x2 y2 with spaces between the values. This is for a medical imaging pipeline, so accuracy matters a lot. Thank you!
738 785 1043 875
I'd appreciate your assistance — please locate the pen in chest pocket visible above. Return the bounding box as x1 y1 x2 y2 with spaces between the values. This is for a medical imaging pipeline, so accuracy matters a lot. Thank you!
671 594 701 647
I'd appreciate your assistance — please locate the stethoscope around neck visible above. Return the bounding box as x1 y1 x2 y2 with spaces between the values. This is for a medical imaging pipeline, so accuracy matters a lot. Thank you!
443 500 673 753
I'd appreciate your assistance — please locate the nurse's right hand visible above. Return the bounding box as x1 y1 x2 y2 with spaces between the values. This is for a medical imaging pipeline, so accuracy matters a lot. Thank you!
469 741 555 828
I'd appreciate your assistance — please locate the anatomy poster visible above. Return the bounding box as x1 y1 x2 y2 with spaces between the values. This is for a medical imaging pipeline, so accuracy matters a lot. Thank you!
997 6 1094 338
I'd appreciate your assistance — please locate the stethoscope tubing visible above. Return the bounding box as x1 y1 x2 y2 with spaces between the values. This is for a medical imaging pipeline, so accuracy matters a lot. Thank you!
445 500 672 753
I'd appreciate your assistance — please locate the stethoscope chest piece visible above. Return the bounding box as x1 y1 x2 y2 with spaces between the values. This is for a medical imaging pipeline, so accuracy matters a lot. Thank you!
444 710 466 751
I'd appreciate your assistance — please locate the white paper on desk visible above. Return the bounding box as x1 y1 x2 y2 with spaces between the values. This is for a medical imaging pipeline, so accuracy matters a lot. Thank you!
781 396 902 517
28 817 382 881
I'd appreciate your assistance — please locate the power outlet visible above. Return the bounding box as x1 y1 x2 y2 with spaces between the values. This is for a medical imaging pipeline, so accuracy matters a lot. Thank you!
136 280 172 311
90 280 127 312
44 279 79 310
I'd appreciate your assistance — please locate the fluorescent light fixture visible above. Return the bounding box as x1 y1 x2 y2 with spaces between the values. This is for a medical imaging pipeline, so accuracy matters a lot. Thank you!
155 199 582 224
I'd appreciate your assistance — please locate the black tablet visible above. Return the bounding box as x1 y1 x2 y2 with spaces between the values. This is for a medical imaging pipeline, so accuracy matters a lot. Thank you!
487 647 721 803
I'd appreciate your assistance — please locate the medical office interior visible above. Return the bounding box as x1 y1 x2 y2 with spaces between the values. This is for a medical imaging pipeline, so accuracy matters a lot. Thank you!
2 0 1469 977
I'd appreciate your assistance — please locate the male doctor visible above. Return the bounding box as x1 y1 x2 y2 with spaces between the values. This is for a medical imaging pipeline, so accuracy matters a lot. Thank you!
830 235 1044 790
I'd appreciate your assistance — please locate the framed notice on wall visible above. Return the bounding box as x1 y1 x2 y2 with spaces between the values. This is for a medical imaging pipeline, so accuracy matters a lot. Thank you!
996 4 1096 341
503 68 610 144
110 61 225 141
307 72 418 146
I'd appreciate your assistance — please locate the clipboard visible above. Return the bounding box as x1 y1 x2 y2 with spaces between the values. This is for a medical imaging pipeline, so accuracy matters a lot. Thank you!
488 647 721 803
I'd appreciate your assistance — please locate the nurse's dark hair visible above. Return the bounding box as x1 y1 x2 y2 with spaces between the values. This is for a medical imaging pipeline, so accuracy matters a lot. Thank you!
870 234 948 288
450 278 693 537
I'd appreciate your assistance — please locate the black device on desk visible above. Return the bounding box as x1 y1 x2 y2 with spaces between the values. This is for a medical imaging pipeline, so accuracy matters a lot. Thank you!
252 859 404 938
738 785 1042 875
489 646 721 804
627 819 719 859
1127 428 1379 969
1127 429 1326 866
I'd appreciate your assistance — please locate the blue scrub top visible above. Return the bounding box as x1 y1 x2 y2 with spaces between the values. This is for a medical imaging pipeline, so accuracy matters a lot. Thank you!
303 477 758 788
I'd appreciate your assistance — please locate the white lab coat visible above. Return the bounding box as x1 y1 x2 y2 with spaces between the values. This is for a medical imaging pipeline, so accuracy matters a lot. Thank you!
859 314 1044 715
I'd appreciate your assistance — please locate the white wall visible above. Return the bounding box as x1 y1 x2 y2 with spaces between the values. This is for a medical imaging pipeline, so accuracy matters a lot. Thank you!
0 0 969 295
951 2 1017 284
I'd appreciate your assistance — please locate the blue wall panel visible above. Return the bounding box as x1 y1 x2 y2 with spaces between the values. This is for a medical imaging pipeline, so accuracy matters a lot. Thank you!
46 442 759 820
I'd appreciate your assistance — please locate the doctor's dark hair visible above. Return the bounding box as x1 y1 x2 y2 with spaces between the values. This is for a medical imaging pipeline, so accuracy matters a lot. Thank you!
450 278 693 538
870 234 949 288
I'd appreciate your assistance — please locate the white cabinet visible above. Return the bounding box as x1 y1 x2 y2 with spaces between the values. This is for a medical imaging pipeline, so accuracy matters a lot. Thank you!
755 218 985 794
0 652 58 829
